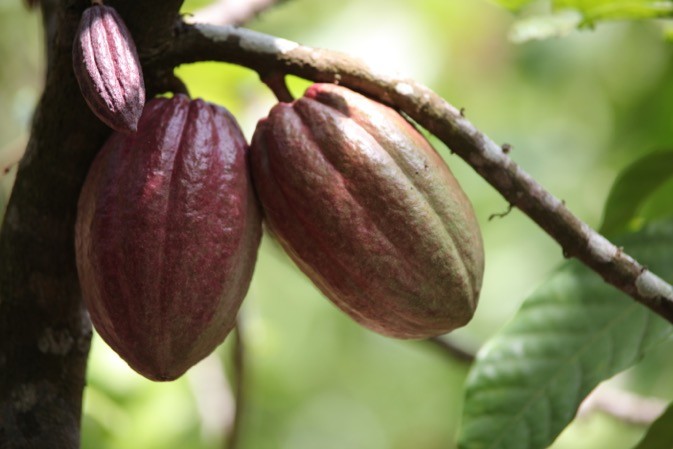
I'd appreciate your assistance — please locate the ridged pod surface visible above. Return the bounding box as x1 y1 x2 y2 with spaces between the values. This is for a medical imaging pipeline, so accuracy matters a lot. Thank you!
250 84 484 339
76 95 261 380
73 4 145 133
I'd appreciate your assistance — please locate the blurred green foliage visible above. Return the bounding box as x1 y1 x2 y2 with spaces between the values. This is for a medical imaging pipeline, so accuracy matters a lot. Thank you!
2 0 673 448
599 150 673 236
0 1 41 225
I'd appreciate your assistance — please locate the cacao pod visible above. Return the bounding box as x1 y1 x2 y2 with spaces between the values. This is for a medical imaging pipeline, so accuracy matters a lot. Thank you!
76 95 261 381
250 84 484 339
73 4 145 133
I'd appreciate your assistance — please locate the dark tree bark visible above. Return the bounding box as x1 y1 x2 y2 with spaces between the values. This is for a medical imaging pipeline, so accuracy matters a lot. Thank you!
0 1 183 447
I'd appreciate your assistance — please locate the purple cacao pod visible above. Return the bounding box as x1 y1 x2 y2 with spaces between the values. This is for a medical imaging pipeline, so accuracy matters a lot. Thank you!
76 95 261 381
250 84 484 339
73 4 145 133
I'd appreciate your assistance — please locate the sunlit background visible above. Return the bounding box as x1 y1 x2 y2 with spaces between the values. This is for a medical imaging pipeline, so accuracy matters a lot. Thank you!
2 0 673 447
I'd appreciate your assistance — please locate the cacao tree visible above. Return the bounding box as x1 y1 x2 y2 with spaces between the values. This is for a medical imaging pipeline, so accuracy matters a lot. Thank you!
2 1 673 448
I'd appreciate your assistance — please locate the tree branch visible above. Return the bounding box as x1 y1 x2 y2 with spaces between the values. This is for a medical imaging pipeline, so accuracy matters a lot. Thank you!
147 22 673 325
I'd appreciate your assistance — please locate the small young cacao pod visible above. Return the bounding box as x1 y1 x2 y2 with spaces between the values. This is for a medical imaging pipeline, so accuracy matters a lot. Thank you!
76 95 261 381
250 84 484 339
72 4 145 133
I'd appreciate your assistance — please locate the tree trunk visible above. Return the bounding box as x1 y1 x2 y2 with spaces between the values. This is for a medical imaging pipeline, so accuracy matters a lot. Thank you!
0 1 183 447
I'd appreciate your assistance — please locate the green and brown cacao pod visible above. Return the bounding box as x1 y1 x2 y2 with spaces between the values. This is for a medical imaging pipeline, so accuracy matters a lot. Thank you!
73 4 145 133
250 84 484 339
76 95 261 381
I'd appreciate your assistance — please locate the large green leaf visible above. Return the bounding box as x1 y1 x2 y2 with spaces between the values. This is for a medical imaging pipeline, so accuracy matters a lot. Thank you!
489 0 539 12
495 0 673 36
458 220 673 449
600 150 673 237
553 0 673 23
508 11 583 42
632 402 673 449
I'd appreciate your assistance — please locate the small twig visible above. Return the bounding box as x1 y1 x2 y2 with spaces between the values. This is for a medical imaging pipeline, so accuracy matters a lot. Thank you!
147 24 673 325
578 384 668 426
489 203 514 221
425 336 476 363
224 323 245 449
188 0 287 26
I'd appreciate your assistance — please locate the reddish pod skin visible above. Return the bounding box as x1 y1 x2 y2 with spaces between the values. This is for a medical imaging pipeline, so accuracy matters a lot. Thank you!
76 95 261 381
73 4 145 133
250 84 484 339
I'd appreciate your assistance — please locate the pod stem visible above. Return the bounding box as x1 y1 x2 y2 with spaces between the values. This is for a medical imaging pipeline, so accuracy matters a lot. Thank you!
148 71 191 98
260 71 294 103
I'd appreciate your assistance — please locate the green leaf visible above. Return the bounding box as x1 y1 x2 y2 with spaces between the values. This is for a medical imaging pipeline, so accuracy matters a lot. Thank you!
496 0 673 39
490 0 540 12
509 11 583 42
458 221 673 449
553 0 673 23
581 3 673 24
600 150 673 236
500 1 673 44
633 402 673 449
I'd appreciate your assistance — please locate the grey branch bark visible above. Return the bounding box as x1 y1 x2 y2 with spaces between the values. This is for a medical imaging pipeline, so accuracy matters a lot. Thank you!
146 22 673 325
